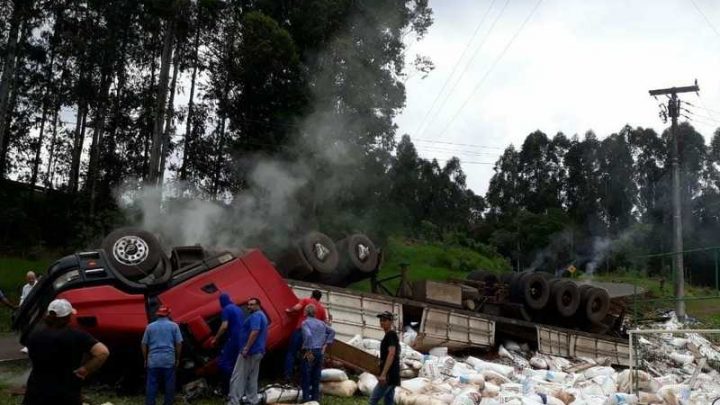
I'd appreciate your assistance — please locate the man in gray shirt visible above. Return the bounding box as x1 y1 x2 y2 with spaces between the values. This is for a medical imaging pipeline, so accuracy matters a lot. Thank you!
300 304 335 403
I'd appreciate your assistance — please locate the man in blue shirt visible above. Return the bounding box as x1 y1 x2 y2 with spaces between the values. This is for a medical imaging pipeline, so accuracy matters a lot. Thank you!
211 293 245 394
300 304 335 402
142 305 183 405
228 297 268 405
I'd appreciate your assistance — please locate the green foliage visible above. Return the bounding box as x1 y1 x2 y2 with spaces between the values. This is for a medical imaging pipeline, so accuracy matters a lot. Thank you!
351 236 510 292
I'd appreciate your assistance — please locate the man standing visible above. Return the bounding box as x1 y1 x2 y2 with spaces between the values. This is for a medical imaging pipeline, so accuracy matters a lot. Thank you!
20 271 37 305
284 289 327 381
300 304 335 403
24 299 110 405
211 293 245 394
370 311 400 405
142 305 183 405
228 297 268 405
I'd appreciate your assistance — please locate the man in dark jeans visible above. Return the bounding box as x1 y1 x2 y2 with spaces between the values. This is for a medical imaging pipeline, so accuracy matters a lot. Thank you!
284 289 327 381
300 305 335 402
142 305 183 405
369 311 400 405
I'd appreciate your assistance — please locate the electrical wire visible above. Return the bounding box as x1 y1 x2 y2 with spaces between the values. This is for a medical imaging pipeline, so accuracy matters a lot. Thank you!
688 0 720 39
412 0 499 137
433 0 544 141
415 0 510 139
410 138 503 149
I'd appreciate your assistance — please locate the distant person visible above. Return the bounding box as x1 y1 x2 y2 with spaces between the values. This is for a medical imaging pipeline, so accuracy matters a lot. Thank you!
24 298 110 405
211 293 245 394
228 297 268 405
0 288 17 310
284 289 327 381
142 305 183 405
20 271 38 305
370 311 400 405
300 304 335 403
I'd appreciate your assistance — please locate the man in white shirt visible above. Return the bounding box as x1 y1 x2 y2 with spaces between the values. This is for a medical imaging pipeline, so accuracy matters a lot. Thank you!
20 271 37 305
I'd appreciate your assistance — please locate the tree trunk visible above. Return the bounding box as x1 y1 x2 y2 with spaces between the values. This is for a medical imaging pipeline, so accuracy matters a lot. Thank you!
180 14 201 181
212 118 227 198
0 2 23 178
68 102 87 193
45 105 59 188
88 73 111 216
30 43 57 188
143 37 159 178
148 18 176 185
158 42 181 187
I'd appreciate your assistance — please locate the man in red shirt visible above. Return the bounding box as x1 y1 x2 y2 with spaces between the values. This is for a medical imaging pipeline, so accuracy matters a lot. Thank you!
284 289 327 381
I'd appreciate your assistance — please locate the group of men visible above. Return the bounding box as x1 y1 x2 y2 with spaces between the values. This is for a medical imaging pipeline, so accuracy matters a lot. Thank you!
19 286 401 405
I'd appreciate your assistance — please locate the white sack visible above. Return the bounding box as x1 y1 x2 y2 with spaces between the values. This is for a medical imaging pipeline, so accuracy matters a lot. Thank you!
358 372 378 396
320 380 357 397
320 368 348 382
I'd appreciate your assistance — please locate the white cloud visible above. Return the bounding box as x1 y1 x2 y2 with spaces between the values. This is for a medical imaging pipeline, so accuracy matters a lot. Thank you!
397 0 720 193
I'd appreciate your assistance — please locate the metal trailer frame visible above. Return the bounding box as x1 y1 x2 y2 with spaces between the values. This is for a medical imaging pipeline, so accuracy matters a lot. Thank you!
628 328 720 396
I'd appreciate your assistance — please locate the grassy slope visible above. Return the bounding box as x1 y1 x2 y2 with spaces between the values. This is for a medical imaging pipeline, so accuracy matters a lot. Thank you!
350 236 510 292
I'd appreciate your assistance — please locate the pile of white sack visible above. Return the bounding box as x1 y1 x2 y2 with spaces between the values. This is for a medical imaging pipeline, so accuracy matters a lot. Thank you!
265 315 720 404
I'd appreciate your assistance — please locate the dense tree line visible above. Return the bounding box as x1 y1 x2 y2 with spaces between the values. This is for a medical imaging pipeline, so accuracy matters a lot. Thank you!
480 124 720 284
0 0 483 253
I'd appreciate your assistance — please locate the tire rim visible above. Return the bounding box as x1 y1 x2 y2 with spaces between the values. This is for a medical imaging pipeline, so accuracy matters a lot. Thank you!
112 236 150 266
313 242 330 262
356 243 370 262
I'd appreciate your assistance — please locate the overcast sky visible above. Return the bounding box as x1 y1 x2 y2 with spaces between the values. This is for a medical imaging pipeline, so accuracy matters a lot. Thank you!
394 0 720 194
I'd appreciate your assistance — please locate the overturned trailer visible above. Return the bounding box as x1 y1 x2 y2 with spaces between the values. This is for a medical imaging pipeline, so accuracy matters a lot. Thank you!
13 227 630 382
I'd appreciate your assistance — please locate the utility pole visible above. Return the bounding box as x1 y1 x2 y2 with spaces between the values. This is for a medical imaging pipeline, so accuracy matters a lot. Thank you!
648 81 699 320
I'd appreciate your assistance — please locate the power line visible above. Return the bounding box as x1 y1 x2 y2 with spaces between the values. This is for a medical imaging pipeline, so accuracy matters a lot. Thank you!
415 146 500 157
416 0 510 139
434 0 544 141
412 0 499 137
688 0 720 39
411 138 503 149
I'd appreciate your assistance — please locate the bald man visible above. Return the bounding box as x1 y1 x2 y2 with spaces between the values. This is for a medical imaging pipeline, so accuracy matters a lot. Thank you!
20 271 37 305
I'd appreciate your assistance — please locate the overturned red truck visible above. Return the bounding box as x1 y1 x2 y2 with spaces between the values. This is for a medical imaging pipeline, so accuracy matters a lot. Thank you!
14 227 629 382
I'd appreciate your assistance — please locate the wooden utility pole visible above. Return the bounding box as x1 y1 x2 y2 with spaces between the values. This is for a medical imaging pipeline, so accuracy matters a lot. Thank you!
648 81 699 320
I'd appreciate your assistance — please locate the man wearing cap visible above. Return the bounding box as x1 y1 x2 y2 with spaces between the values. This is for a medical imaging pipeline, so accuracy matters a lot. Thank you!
284 289 327 381
24 298 110 405
228 297 268 405
142 305 183 405
370 311 401 405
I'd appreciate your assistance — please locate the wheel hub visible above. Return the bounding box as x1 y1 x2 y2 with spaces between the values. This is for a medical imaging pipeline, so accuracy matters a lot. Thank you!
357 243 370 262
113 236 150 266
313 243 330 262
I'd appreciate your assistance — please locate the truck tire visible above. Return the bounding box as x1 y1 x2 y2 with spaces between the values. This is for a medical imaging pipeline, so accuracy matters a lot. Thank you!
337 234 379 273
581 286 610 323
300 232 339 275
276 245 314 279
101 228 163 278
518 272 550 310
550 279 580 317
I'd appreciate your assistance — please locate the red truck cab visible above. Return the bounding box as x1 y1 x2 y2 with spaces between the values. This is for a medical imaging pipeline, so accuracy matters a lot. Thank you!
14 248 298 374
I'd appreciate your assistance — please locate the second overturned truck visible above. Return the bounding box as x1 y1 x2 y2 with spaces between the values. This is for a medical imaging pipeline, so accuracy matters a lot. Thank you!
13 228 630 380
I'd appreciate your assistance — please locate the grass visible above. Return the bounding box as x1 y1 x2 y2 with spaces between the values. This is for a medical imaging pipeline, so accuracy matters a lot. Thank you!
0 257 52 333
349 236 510 293
0 358 368 405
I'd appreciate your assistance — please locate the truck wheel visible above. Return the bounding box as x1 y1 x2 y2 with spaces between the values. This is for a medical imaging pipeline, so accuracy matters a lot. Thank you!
101 228 163 278
337 234 378 273
300 232 339 275
276 245 314 279
550 279 580 317
581 286 610 323
519 272 550 310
